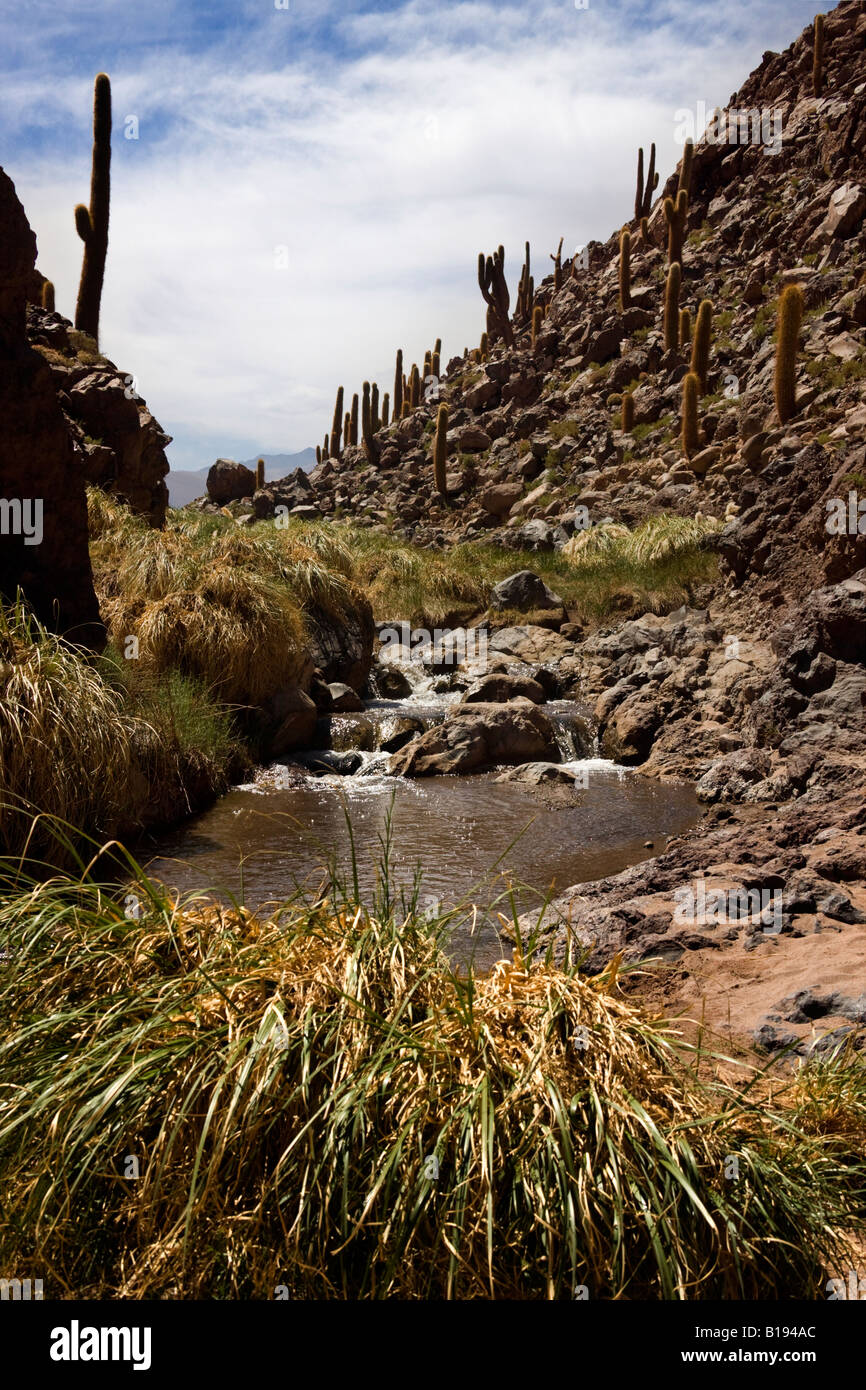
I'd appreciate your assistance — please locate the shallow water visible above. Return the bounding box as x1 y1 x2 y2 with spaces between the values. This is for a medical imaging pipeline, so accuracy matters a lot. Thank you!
146 761 700 970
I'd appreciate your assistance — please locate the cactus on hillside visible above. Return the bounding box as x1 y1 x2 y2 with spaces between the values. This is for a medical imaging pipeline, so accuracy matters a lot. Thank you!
371 383 380 433
480 331 489 361
382 392 390 428
350 393 359 446
664 189 688 266
691 299 713 393
679 308 691 345
531 305 543 346
316 445 321 465
431 351 440 381
813 13 825 97
550 237 563 292
322 434 330 461
663 262 682 352
478 246 514 347
774 284 804 424
393 349 403 419
256 457 265 490
344 411 351 446
433 403 448 495
634 143 658 221
682 372 700 457
517 241 532 322
619 228 631 310
362 381 379 463
621 392 635 432
41 280 55 312
677 139 694 197
74 72 112 345
329 385 344 459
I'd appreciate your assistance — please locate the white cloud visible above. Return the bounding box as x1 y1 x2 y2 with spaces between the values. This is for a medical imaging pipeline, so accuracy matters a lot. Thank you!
3 0 826 470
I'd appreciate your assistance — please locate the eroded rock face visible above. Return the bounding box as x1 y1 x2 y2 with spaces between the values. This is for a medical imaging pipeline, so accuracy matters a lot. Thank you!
0 168 104 646
26 305 171 527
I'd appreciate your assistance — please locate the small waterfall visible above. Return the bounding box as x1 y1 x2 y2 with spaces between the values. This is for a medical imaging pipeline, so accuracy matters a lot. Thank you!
545 703 596 762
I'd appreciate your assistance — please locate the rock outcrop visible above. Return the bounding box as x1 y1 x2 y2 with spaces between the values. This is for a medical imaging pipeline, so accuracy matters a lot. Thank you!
26 303 171 527
0 168 104 646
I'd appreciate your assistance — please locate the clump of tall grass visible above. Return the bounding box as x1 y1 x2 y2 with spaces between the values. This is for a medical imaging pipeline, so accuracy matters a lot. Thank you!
89 495 370 706
0 600 139 855
562 522 631 564
0 846 861 1300
0 599 238 858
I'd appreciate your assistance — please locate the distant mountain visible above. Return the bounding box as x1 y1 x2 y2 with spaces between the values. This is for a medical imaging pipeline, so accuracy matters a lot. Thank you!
167 449 316 508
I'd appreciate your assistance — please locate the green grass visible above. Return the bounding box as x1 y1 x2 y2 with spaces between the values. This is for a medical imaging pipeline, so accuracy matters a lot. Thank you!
0 838 862 1300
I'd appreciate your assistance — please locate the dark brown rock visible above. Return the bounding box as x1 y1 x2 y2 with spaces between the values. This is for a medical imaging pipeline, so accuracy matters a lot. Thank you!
0 167 104 647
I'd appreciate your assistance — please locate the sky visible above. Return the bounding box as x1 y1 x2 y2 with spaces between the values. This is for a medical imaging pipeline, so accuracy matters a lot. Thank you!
0 0 834 471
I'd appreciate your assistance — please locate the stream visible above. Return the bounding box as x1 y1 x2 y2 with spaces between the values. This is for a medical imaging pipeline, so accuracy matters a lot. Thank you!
146 660 701 970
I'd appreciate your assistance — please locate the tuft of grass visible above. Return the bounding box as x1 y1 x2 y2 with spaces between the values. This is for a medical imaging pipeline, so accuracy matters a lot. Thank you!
0 850 861 1300
89 495 371 706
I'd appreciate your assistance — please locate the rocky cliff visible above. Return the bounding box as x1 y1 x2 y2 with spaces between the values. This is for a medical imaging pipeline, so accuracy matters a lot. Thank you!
0 168 104 646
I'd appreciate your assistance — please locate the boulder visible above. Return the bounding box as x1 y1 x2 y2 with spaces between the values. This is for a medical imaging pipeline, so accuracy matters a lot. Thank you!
327 682 365 712
460 673 547 705
389 700 559 776
489 624 574 665
207 458 257 504
479 482 523 517
267 688 318 756
489 570 563 612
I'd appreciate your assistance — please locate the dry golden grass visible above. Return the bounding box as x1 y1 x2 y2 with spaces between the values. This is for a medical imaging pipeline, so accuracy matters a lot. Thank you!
0 855 861 1300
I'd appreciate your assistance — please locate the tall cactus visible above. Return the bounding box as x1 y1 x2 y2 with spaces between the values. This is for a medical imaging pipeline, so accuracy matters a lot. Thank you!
690 299 713 393
634 143 658 221
679 308 691 345
677 139 694 197
531 305 543 346
478 246 514 347
621 392 635 432
618 228 631 310
41 280 55 312
550 237 563 292
329 385 344 459
664 189 688 266
362 381 379 464
350 393 359 446
382 392 390 428
480 332 489 361
74 72 111 345
322 433 330 461
682 372 700 457
433 403 448 495
517 241 532 322
344 411 351 447
371 382 380 432
431 350 440 381
256 457 265 489
663 262 682 351
774 284 804 425
394 349 403 419
813 13 825 98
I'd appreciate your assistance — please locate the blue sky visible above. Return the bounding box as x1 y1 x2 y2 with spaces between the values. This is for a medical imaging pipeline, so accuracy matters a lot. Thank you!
0 0 834 471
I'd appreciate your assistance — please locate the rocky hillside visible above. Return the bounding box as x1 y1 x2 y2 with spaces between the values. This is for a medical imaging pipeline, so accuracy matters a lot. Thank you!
294 0 863 1055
